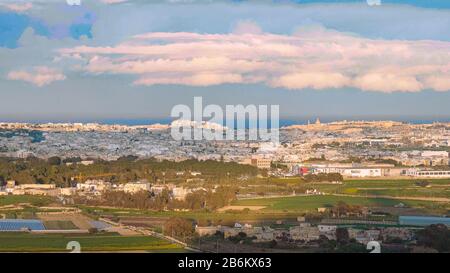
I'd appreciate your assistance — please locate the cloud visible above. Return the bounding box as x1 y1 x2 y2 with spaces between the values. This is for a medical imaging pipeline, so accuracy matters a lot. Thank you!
134 73 243 86
7 66 66 87
352 73 424 93
271 72 352 90
59 25 450 92
0 2 33 12
423 75 450 92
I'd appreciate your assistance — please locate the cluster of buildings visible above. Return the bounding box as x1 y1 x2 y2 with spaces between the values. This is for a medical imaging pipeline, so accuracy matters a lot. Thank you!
74 180 207 201
239 156 272 169
0 179 201 201
0 181 60 196
1 120 450 178
195 220 415 245
288 161 450 178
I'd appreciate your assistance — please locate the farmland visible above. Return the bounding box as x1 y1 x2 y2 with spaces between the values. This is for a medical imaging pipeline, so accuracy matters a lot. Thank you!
255 178 450 199
0 195 54 207
0 232 184 252
233 194 447 212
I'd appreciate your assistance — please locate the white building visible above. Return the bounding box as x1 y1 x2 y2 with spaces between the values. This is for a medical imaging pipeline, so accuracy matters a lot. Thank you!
172 187 192 200
123 181 151 193
314 165 383 177
421 151 449 158
76 180 111 193
349 229 381 245
18 184 56 190
60 187 77 196
289 223 320 242
318 225 337 233
404 169 450 178
318 225 337 240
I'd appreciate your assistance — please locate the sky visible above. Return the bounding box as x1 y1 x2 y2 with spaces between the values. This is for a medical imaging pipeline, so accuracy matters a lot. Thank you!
0 0 450 123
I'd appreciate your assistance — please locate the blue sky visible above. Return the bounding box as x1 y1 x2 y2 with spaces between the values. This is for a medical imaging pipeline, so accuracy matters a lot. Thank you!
0 0 450 122
285 0 450 9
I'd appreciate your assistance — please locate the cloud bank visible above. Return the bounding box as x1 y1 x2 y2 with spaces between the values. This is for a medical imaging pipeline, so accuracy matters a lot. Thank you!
59 24 450 93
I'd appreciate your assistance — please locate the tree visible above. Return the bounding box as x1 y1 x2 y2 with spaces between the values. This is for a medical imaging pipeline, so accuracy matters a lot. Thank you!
336 227 349 245
88 227 99 234
416 224 450 252
268 240 277 248
47 156 62 166
163 217 194 239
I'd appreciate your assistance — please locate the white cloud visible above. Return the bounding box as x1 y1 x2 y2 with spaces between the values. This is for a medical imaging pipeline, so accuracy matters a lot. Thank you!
59 25 450 92
7 67 66 87
423 75 450 92
353 73 424 93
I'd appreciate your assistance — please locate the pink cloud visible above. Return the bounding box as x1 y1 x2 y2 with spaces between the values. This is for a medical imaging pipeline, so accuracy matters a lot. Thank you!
134 73 243 87
271 72 351 90
59 25 450 92
7 67 66 87
424 75 450 92
353 73 424 93
0 2 32 12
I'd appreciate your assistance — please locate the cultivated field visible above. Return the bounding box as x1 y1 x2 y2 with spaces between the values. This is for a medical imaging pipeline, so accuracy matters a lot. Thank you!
307 178 450 199
0 195 54 207
0 232 183 252
233 194 449 214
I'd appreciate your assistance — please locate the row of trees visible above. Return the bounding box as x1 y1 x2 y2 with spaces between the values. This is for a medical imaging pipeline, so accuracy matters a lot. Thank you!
0 156 259 187
301 173 343 183
163 217 195 239
330 201 364 217
77 186 237 211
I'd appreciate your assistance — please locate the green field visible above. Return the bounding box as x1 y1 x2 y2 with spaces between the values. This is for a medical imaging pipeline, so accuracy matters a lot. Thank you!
290 178 450 198
233 195 448 212
0 195 54 207
0 233 183 252
82 205 303 225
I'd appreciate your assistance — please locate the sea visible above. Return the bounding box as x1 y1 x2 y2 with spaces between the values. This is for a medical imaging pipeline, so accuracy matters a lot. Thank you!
2 117 450 128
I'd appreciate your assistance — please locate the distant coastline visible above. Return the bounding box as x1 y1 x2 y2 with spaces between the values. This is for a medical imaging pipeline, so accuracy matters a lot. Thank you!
2 117 450 127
